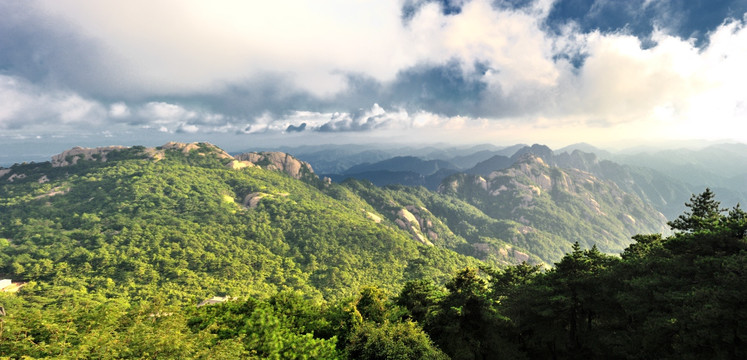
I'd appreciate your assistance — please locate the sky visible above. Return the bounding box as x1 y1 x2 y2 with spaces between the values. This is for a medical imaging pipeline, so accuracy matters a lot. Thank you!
2 0 747 164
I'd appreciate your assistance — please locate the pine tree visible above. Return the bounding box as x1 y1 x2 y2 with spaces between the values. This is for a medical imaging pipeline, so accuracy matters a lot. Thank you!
667 188 725 233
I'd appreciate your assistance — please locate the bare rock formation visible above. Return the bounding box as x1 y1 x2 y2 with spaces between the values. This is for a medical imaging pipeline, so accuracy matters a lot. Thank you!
160 142 232 159
51 146 128 167
234 152 315 180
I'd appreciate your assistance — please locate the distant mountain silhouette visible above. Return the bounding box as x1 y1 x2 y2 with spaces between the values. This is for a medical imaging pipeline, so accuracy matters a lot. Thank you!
344 156 457 176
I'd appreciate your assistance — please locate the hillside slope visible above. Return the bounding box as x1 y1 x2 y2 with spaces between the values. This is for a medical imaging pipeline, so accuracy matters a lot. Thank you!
0 142 478 303
342 180 546 266
439 154 668 261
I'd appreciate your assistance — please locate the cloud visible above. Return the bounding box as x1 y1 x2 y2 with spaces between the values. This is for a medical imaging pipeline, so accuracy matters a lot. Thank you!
240 103 474 135
318 104 389 132
137 102 196 124
286 123 307 133
551 19 747 132
132 102 231 132
544 0 747 43
0 74 106 130
176 123 200 134
0 1 128 98
108 102 131 118
27 0 410 97
12 0 560 99
1 0 747 146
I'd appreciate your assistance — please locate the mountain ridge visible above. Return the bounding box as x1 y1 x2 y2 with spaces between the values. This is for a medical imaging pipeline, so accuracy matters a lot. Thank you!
438 153 668 261
1 142 484 302
1 142 318 183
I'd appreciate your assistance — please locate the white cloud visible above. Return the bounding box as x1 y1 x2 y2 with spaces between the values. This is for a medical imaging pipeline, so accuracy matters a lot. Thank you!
0 74 106 130
542 19 747 142
31 0 560 97
133 102 236 133
33 0 408 96
410 0 559 93
558 31 705 122
109 102 131 118
240 103 479 135
176 123 200 133
138 102 197 124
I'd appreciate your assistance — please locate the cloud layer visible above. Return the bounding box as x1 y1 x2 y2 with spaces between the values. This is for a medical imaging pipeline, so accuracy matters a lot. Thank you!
1 0 747 149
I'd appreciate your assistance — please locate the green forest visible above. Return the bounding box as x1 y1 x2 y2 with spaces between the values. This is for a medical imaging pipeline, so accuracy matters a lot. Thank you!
1 144 746 359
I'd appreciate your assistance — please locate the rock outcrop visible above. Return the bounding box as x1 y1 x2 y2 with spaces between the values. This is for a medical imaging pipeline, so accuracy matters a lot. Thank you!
234 152 315 180
51 146 128 167
392 206 435 246
160 142 232 159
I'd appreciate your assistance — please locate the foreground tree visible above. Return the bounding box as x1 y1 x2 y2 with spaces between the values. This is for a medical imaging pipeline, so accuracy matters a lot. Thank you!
425 268 525 360
668 188 724 233
346 321 448 360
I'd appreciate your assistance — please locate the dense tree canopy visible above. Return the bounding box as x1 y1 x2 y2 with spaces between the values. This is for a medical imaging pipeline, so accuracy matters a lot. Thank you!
1 143 745 358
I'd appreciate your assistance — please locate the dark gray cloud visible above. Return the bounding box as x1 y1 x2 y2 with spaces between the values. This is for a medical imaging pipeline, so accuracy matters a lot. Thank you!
0 2 122 98
286 123 307 133
324 62 488 119
386 62 489 117
138 62 491 130
171 76 328 121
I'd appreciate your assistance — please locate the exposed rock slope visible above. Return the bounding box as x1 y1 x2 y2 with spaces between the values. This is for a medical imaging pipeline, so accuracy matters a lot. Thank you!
440 154 668 257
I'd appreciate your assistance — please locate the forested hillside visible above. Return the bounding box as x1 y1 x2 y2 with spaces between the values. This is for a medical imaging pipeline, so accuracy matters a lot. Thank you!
0 143 480 304
1 143 745 358
324 146 672 265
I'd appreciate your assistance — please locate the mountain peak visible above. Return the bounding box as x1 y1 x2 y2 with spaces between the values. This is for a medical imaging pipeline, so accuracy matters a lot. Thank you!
510 144 554 163
160 141 233 159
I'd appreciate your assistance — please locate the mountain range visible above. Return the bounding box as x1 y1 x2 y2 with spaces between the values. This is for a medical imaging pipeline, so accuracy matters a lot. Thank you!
2 141 687 280
3 141 743 283
3 140 746 358
310 142 746 220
